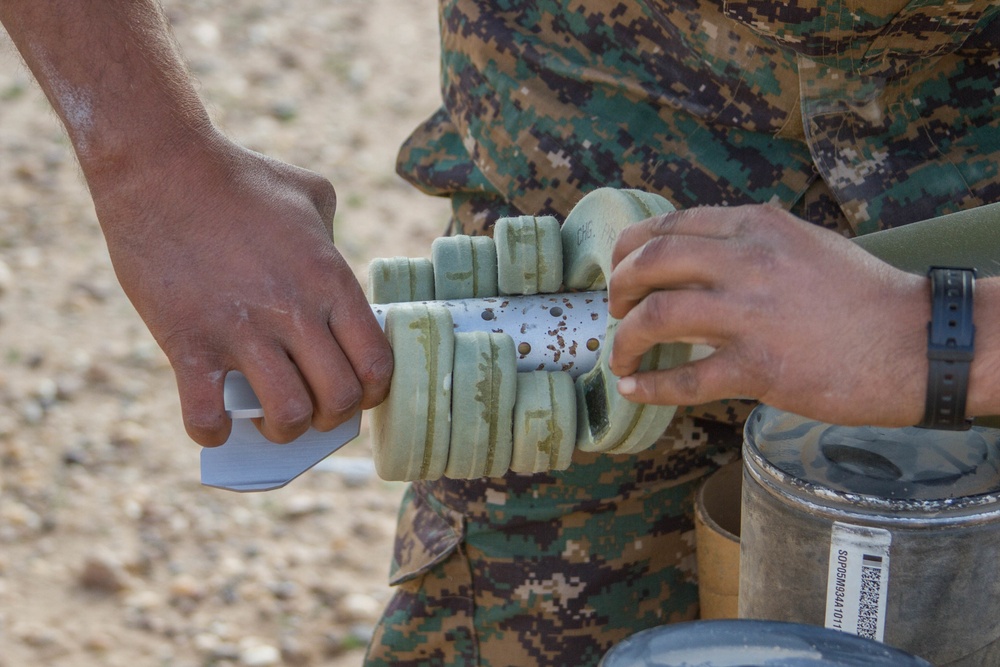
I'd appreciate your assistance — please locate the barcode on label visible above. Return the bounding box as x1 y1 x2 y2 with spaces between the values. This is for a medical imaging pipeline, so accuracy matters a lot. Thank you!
825 523 891 642
857 560 884 639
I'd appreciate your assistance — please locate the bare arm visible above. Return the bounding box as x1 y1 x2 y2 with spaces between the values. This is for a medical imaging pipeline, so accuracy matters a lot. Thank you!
0 1 393 445
607 205 1000 426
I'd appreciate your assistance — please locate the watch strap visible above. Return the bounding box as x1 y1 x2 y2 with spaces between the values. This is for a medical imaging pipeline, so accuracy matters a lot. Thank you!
918 267 976 430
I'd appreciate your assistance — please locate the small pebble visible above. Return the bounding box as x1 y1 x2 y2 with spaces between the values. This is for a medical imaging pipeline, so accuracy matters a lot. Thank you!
169 573 206 602
240 643 281 666
192 20 221 48
78 553 130 593
33 377 58 407
55 373 84 401
211 643 242 662
84 633 114 653
61 447 89 466
280 636 312 666
17 246 40 270
348 623 376 646
16 624 61 648
338 592 381 622
283 494 330 518
125 589 164 612
193 632 220 652
269 580 297 601
110 420 148 449
1 501 42 531
17 399 44 425
270 101 299 122
347 60 370 89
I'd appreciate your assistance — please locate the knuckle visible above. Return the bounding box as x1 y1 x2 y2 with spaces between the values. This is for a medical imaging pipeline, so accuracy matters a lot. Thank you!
606 273 631 313
730 204 770 240
265 399 313 442
632 234 671 270
643 371 668 402
744 239 779 270
324 383 365 420
309 178 338 227
730 235 780 281
607 270 622 295
613 223 642 252
185 411 229 447
648 210 682 234
359 347 395 384
638 291 675 331
356 350 395 406
671 363 704 400
741 342 779 389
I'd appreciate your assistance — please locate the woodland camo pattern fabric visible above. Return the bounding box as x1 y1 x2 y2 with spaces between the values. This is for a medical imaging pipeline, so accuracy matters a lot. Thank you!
365 1 1000 664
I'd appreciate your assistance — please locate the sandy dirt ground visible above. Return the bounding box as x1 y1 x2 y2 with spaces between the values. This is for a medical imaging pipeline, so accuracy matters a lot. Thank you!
0 1 452 665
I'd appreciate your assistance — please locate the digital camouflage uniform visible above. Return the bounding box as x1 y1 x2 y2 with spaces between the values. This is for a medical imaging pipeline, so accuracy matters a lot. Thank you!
365 1 1000 664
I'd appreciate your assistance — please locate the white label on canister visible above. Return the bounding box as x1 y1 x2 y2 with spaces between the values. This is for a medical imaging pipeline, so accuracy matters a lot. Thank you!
825 521 891 642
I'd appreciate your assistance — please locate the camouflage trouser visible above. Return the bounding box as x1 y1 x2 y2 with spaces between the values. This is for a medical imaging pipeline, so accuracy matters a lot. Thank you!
363 414 743 666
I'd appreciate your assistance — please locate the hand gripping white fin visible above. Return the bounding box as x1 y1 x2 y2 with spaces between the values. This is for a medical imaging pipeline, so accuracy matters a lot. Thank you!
200 372 362 492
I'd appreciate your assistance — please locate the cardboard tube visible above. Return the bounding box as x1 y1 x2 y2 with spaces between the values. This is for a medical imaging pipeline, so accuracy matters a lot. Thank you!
695 460 742 619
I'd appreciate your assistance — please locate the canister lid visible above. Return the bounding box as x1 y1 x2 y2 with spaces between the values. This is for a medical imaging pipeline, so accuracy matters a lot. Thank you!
600 620 931 666
747 405 1000 501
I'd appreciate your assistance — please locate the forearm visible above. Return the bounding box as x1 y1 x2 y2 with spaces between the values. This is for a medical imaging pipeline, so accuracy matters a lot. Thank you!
969 277 1000 418
0 1 217 198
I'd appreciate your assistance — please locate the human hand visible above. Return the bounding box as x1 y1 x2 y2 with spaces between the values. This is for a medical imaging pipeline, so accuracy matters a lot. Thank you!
92 134 392 446
607 205 930 427
0 1 392 447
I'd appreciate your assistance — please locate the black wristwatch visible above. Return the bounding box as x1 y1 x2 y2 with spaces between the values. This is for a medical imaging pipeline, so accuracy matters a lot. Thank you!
917 267 976 431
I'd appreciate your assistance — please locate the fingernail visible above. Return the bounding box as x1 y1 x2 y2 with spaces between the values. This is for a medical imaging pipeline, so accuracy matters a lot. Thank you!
617 376 637 395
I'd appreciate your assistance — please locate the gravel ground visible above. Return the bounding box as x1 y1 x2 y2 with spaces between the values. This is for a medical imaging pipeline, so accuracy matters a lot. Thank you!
0 1 450 665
